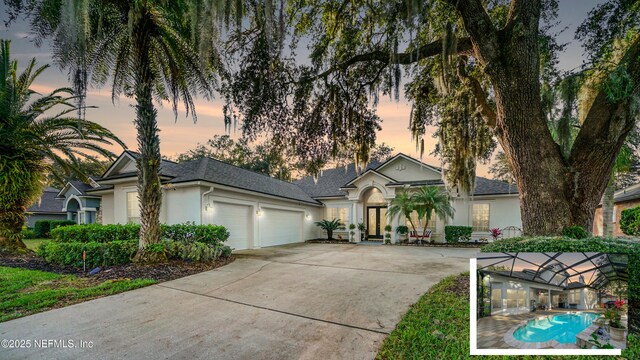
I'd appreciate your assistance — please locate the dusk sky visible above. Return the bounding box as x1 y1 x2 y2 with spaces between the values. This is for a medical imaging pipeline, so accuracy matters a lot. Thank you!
1 0 602 177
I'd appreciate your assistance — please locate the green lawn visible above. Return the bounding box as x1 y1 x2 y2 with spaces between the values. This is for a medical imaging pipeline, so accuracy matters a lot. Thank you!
23 238 50 251
0 266 156 322
376 273 639 360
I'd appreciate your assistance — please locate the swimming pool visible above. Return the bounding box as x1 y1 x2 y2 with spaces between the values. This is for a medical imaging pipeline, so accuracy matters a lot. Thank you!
513 312 601 344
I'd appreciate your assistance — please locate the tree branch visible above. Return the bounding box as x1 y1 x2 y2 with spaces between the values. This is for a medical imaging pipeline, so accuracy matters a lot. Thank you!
456 58 496 127
444 0 500 66
569 36 640 179
303 37 473 82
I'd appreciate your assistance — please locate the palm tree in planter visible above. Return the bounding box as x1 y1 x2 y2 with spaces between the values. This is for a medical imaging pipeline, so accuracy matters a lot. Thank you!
10 0 217 262
413 186 455 244
0 40 123 253
315 219 344 240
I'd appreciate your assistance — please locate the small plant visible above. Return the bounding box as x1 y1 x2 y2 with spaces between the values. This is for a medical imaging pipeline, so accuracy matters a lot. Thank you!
349 223 356 242
444 226 472 243
488 228 502 240
20 228 37 239
587 333 614 349
562 225 588 239
384 233 392 244
619 206 640 236
314 219 344 240
395 225 409 235
384 225 392 232
605 299 626 329
357 222 366 241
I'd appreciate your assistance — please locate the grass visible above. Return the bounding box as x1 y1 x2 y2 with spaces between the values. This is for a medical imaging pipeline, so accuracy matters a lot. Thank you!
23 238 50 251
0 266 156 322
376 273 639 360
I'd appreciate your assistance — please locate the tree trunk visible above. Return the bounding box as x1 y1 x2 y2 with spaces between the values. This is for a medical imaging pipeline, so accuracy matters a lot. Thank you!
602 179 615 237
0 205 28 254
131 8 165 263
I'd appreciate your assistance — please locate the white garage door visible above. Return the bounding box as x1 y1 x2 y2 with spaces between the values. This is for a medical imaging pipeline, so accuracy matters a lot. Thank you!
259 208 303 247
211 202 251 250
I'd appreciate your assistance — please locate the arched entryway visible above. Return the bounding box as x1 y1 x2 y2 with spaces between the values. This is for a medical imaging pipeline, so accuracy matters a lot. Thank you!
65 197 80 224
361 187 387 240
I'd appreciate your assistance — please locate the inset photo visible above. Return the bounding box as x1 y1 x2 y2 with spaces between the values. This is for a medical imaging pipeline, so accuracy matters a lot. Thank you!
475 253 628 351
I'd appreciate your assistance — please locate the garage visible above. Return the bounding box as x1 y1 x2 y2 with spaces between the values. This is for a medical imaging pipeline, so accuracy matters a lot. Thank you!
211 202 252 250
259 208 303 247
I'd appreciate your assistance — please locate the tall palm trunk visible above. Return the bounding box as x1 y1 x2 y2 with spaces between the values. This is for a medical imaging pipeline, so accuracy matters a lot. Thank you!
131 8 165 263
601 179 615 237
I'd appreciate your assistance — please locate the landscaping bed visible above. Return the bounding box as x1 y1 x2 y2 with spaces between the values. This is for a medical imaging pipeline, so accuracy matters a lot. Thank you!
377 273 639 359
0 252 235 283
306 239 352 244
392 242 486 248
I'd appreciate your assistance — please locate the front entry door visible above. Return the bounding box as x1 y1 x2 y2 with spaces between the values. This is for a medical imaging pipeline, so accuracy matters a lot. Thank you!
367 206 387 240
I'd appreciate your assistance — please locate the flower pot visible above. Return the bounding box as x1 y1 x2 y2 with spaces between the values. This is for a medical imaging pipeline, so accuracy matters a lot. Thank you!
610 326 626 342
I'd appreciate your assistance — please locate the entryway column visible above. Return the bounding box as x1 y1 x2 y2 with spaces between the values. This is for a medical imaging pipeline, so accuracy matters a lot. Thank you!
548 289 552 309
352 202 359 242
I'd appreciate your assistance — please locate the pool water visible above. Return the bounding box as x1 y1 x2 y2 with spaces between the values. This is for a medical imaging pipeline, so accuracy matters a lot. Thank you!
513 312 601 344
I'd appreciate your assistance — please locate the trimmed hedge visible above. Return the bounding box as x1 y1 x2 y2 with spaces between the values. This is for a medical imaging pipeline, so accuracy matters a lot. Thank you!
561 225 589 239
620 206 640 236
481 236 640 335
37 240 138 268
50 222 229 246
445 226 472 243
34 220 76 238
37 240 232 267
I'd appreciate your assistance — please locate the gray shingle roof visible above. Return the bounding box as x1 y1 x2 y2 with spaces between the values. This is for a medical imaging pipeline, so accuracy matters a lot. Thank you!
294 161 382 198
27 188 64 214
68 180 94 195
168 157 320 205
614 185 640 203
473 176 518 196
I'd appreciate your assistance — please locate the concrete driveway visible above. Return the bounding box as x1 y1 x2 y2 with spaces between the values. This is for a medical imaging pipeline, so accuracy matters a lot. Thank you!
0 243 477 360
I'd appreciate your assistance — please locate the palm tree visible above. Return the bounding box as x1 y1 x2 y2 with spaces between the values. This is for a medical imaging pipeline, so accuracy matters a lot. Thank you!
412 186 455 243
387 191 419 242
0 40 123 253
314 219 344 240
11 0 218 261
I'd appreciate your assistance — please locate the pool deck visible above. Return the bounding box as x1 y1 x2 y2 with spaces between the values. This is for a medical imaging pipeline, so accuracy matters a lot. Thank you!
477 309 611 349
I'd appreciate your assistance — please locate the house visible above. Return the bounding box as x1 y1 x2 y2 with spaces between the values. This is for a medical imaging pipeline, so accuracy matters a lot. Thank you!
56 180 102 224
25 187 66 227
478 253 628 316
593 182 640 236
89 151 522 250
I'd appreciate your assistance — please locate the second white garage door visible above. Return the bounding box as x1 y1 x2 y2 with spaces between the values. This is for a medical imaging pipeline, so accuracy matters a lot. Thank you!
211 202 251 250
259 208 303 247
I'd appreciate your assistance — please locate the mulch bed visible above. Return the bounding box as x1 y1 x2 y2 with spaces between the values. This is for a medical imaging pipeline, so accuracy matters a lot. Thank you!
393 242 487 248
306 239 353 244
0 252 235 283
443 274 470 298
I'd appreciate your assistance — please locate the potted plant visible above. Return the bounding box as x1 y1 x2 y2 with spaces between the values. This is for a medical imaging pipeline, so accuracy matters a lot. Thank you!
384 224 392 244
357 222 366 241
605 300 627 342
314 219 345 240
349 223 356 242
395 225 409 243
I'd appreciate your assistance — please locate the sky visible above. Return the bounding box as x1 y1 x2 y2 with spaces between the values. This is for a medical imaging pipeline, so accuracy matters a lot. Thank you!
1 0 603 177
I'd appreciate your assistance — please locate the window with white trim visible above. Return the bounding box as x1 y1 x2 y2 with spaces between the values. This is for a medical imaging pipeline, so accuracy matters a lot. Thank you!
472 204 490 232
491 285 502 310
126 192 141 224
325 207 349 225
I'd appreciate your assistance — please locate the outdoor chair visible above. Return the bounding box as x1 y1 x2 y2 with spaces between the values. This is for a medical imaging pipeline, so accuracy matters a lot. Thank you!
408 230 432 244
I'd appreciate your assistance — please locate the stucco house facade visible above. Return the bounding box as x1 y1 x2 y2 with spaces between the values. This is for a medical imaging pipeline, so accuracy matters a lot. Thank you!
82 151 522 250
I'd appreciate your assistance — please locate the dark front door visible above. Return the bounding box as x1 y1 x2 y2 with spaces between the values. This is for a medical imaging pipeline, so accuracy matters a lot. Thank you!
367 206 387 240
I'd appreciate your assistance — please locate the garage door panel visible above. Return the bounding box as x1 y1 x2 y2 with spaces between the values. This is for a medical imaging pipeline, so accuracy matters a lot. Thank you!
259 208 302 247
211 202 251 250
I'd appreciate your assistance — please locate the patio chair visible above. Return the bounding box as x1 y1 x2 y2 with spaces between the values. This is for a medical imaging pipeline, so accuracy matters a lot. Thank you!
408 230 432 244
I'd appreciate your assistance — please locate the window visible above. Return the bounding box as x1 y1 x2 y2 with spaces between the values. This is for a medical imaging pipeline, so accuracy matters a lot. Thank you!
491 286 502 310
326 207 349 225
518 289 527 307
126 192 141 224
506 289 526 308
472 204 490 232
405 210 439 232
569 289 580 304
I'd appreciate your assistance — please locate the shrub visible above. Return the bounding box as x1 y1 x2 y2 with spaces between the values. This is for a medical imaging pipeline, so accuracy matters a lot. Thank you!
161 222 229 245
444 226 472 243
620 206 640 236
50 223 229 246
51 224 140 243
562 225 589 239
34 220 75 238
20 229 37 239
164 241 231 262
395 225 409 235
482 236 640 334
37 240 138 268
